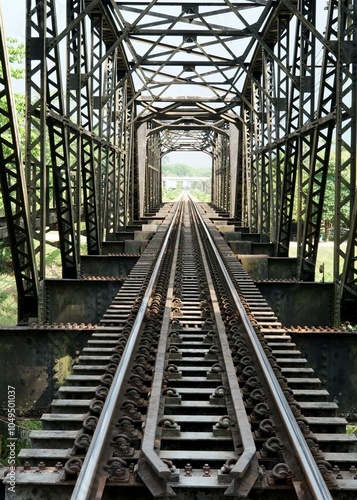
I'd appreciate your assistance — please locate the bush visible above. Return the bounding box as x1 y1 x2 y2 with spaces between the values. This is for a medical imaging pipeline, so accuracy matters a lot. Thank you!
0 247 13 274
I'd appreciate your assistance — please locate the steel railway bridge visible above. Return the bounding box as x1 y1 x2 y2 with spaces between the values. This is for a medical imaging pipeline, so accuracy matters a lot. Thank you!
1 1 357 499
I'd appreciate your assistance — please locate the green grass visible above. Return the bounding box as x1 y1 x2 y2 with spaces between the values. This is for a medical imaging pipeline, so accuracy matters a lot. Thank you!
289 241 336 282
0 420 42 465
16 419 42 431
189 188 211 202
0 245 63 326
43 247 62 278
0 276 18 326
162 187 211 202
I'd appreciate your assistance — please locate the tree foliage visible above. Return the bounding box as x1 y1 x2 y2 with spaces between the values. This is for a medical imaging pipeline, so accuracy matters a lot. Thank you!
161 159 212 202
291 145 351 239
0 38 26 217
322 149 351 223
6 37 25 80
162 161 211 178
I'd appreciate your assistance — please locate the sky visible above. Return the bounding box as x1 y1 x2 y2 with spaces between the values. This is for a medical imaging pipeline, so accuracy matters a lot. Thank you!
2 0 25 41
164 151 212 168
1 0 212 168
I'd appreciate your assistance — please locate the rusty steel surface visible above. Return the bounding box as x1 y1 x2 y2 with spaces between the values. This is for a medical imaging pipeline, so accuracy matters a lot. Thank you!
1 0 357 325
2 2 357 498
5 198 357 500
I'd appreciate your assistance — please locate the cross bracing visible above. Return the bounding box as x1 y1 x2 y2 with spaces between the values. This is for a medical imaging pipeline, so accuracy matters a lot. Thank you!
0 0 357 324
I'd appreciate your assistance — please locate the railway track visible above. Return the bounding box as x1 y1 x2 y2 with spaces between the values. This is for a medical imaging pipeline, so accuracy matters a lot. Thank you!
5 197 357 499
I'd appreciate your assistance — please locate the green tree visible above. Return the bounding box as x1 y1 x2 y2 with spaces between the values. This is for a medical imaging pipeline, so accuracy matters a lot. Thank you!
2 38 26 129
162 161 211 178
290 145 351 241
6 37 25 80
322 149 350 221
0 38 26 216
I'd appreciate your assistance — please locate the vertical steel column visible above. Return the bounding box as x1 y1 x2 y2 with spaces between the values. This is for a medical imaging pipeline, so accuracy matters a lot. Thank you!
67 0 100 255
0 7 38 321
242 108 251 228
217 138 222 209
117 80 129 227
25 0 47 279
45 0 78 278
297 1 328 282
91 14 104 242
297 0 337 282
219 131 230 213
217 140 222 210
251 82 260 232
230 122 241 221
66 0 81 252
276 9 305 257
26 0 77 279
261 50 273 238
146 128 153 213
103 54 120 239
132 125 140 222
145 126 161 213
212 142 218 207
274 16 290 246
335 0 357 322
144 125 151 215
211 134 217 207
126 105 137 223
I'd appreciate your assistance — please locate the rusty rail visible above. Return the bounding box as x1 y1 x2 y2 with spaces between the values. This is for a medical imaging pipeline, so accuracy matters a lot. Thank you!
139 202 184 497
192 199 333 500
70 201 182 500
139 196 259 497
189 198 259 494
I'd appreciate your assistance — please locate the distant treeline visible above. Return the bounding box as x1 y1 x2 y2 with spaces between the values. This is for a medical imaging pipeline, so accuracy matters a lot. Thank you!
162 162 211 178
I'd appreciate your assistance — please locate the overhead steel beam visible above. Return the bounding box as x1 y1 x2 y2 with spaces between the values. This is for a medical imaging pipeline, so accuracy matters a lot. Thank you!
129 29 249 36
135 60 248 66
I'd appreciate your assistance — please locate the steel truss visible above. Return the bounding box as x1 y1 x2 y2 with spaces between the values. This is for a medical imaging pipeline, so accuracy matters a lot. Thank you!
26 0 78 280
1 0 357 323
0 9 38 321
25 0 138 262
242 0 357 322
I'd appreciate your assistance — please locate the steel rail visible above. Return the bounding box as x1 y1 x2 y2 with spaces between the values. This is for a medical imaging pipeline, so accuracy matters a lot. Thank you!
139 199 184 491
141 196 258 495
191 200 333 500
70 201 182 500
188 198 258 485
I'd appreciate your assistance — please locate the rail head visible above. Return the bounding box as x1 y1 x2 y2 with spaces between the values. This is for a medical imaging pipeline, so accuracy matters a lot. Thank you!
140 203 184 484
69 202 181 500
191 199 333 500
189 198 258 485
